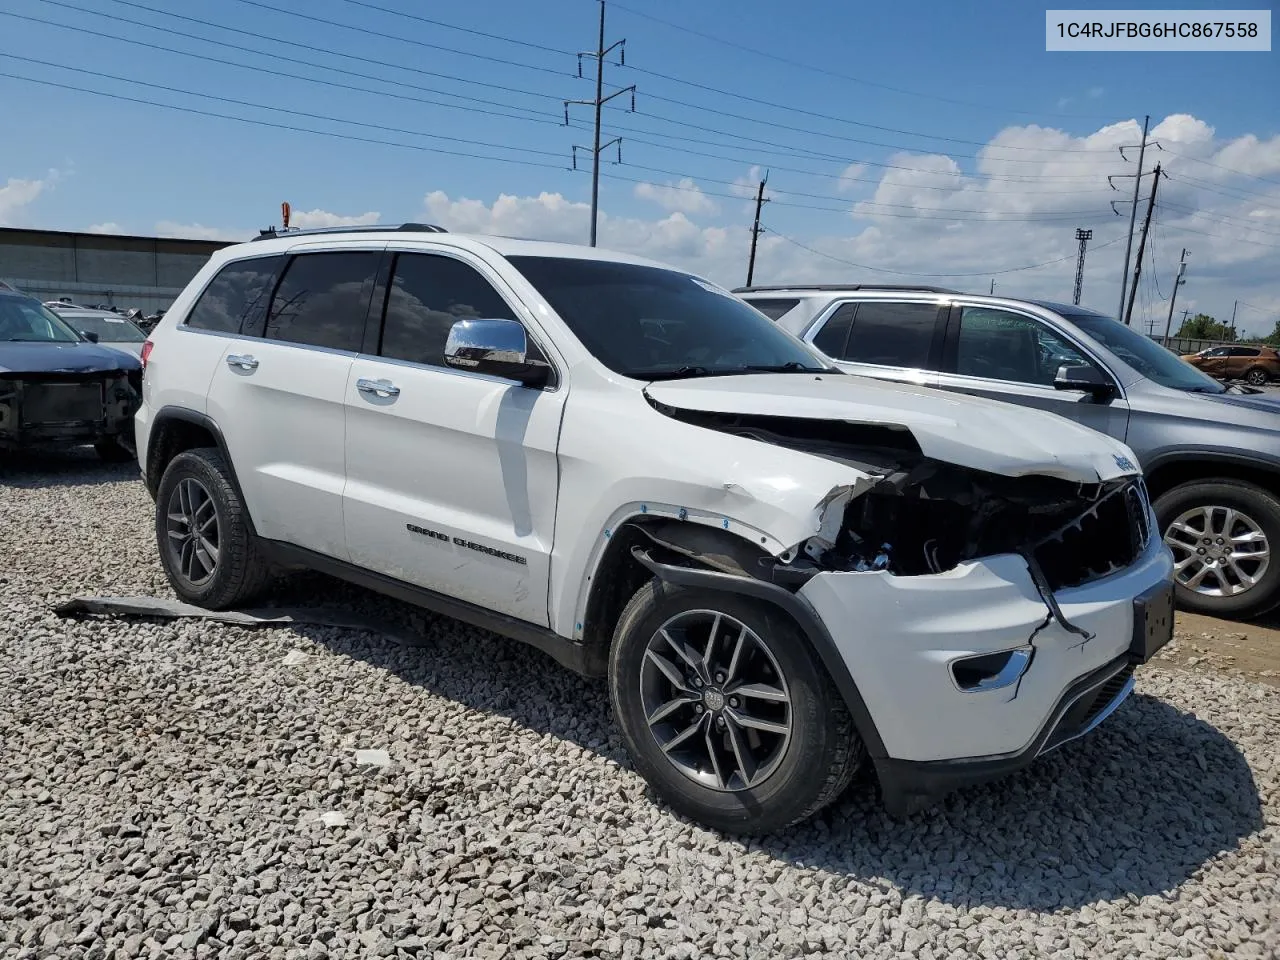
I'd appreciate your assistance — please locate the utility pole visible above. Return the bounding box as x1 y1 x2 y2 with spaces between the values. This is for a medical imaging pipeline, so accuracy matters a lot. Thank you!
1161 248 1189 347
1123 162 1163 327
565 1 635 246
1073 228 1092 305
990 279 996 295
1231 299 1238 337
1112 115 1152 323
745 172 769 287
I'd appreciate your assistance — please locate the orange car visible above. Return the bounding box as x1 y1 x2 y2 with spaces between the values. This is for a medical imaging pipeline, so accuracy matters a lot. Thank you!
1181 345 1280 385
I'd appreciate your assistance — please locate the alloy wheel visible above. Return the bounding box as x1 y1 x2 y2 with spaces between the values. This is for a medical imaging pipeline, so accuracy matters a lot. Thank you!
1164 505 1269 598
165 477 220 586
1246 369 1269 386
639 609 792 792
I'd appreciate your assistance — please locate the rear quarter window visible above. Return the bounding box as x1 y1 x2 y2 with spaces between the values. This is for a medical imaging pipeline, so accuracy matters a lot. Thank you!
745 298 801 321
184 256 284 335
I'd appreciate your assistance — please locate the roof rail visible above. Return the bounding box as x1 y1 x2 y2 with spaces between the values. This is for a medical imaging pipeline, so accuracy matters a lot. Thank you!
732 283 961 295
251 222 448 241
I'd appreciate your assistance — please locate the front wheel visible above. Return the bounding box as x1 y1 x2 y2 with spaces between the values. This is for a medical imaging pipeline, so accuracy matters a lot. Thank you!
609 581 862 834
1156 478 1280 620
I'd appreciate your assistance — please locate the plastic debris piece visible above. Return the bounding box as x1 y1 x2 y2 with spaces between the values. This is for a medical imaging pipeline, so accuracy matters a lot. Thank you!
319 811 347 828
355 749 391 768
51 595 427 646
281 650 309 666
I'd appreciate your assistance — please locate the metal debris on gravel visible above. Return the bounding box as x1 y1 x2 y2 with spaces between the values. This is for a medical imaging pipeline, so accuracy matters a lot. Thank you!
1 451 1277 960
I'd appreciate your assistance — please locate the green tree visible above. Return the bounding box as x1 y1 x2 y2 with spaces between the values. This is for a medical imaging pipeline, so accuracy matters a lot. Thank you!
1175 313 1238 341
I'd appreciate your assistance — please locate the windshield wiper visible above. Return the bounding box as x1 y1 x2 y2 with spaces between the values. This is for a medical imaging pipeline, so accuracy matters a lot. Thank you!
630 365 720 381
739 361 827 374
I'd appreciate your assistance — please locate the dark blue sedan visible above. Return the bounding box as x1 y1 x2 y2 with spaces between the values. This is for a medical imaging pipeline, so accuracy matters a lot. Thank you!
0 290 141 461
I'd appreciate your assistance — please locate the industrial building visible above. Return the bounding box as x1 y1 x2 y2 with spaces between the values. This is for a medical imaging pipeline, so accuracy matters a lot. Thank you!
0 227 233 314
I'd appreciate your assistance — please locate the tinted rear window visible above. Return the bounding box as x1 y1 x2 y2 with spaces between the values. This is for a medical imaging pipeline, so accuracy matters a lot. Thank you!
844 302 939 368
185 256 282 334
265 252 379 352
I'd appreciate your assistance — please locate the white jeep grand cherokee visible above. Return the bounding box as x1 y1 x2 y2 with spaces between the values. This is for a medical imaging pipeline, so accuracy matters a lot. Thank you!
135 224 1175 834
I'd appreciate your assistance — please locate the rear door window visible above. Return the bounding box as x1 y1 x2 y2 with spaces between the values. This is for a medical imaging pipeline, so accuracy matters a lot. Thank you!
843 301 940 369
953 306 1097 386
264 252 379 352
185 256 283 335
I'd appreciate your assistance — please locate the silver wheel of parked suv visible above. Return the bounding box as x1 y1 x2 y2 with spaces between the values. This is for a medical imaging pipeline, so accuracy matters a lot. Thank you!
1156 478 1280 620
639 608 794 792
610 581 862 834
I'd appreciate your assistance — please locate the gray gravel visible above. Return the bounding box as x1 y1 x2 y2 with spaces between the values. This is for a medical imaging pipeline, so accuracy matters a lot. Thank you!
2 450 1278 960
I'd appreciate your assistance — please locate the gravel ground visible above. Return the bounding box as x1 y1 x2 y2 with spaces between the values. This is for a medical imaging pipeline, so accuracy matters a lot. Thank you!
2 451 1278 960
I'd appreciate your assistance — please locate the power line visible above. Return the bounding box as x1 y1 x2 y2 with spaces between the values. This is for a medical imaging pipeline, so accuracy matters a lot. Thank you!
606 0 1121 121
28 1 1114 187
1156 221 1280 249
1162 147 1280 188
0 70 573 171
629 89 1117 165
597 170 1096 221
221 0 574 78
3 10 564 126
768 231 1124 277
39 0 566 105
1157 200 1280 238
0 54 569 160
1166 172 1280 210
334 0 574 56
610 160 1106 216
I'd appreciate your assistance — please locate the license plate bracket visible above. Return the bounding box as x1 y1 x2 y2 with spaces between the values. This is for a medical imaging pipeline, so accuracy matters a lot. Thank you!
1130 581 1174 663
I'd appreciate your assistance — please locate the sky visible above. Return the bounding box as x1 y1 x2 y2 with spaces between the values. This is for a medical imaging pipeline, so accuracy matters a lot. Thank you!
1 0 1278 335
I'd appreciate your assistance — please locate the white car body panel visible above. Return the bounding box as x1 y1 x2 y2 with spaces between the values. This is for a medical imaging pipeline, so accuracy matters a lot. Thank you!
644 374 1142 484
799 524 1172 761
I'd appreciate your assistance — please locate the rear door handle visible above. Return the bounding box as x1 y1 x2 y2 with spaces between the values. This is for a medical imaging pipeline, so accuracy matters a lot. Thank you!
226 354 259 371
357 377 400 398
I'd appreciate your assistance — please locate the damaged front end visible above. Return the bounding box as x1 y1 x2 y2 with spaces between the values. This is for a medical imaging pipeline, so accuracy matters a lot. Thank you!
0 370 140 451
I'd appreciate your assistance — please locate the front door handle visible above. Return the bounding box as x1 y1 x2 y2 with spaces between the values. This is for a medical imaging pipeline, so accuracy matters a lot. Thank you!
226 353 259 371
357 377 400 398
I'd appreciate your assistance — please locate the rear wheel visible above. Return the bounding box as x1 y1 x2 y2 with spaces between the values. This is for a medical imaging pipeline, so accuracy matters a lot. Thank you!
1156 479 1280 619
1245 367 1271 386
154 448 272 609
609 580 861 834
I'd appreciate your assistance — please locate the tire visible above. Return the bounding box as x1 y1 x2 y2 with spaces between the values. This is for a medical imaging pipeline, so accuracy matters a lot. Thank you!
1245 367 1270 386
1155 478 1280 620
93 435 135 463
609 580 862 834
154 447 272 609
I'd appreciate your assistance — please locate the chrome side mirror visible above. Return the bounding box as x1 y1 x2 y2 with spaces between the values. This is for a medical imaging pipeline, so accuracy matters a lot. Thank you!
443 318 550 387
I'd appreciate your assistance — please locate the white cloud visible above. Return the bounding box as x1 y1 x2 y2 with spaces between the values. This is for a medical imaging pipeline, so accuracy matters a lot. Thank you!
633 178 718 215
288 208 380 229
0 172 59 226
85 222 122 234
154 221 249 243
835 163 868 194
1088 86 1105 99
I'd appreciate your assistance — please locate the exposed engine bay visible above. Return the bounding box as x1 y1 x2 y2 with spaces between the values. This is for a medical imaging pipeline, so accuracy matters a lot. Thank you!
650 406 1151 592
0 370 140 450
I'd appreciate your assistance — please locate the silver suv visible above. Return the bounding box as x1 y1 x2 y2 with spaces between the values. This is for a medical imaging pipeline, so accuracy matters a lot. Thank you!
738 285 1280 620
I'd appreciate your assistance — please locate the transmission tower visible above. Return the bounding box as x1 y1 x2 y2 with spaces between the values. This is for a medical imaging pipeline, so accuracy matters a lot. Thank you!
1072 228 1092 305
565 1 635 246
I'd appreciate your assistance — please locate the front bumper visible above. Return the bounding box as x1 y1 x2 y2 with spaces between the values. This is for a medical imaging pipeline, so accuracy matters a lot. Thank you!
797 522 1174 809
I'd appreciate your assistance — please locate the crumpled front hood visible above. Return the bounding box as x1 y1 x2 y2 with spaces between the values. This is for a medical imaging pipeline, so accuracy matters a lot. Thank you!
0 341 141 375
644 373 1140 484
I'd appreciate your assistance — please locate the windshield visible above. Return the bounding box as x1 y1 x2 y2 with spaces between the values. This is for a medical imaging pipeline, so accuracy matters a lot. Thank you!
0 295 82 343
507 256 832 380
68 314 147 342
1055 306 1228 394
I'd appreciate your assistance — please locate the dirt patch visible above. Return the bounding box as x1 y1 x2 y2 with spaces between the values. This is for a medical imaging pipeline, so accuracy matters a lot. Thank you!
1153 612 1280 687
